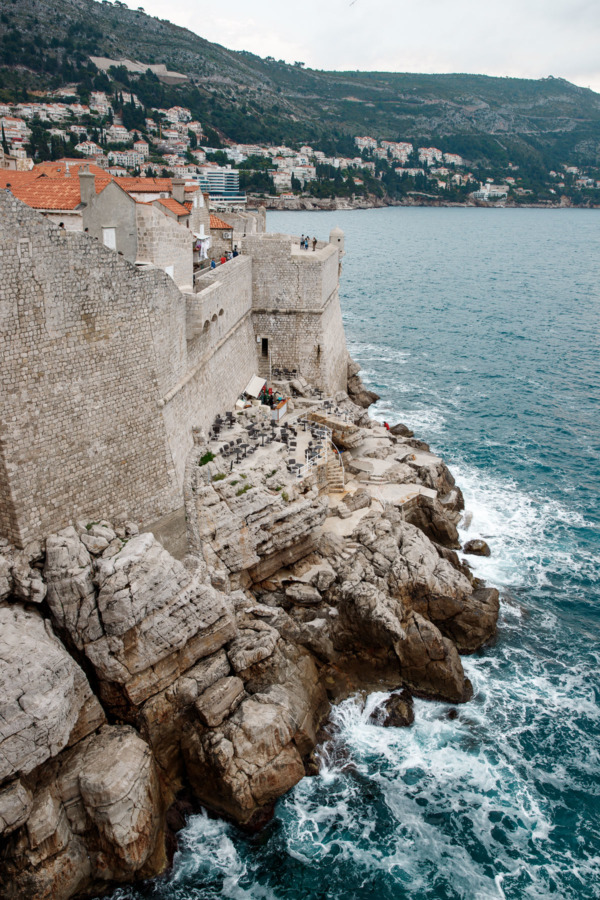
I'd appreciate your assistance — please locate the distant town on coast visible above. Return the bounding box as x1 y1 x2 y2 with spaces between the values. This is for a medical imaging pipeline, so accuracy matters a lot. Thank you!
2 0 600 209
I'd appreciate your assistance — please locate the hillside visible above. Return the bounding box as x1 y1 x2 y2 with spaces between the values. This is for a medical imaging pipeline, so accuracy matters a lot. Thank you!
2 0 600 171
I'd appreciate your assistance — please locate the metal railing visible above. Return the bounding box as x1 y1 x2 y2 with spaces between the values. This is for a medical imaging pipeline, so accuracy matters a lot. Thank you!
287 414 345 488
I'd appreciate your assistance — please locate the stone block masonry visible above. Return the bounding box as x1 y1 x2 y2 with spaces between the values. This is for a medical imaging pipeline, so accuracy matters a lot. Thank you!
242 233 348 393
0 194 349 547
0 196 259 547
0 194 182 546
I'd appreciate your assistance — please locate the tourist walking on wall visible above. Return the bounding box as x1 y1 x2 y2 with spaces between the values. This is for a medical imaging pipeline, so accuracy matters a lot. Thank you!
312 237 317 251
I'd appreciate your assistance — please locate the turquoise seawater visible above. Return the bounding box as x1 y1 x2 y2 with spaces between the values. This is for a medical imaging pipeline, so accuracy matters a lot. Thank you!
109 208 600 900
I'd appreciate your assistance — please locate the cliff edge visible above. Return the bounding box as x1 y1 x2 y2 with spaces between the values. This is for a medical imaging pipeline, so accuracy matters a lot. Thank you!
0 392 498 900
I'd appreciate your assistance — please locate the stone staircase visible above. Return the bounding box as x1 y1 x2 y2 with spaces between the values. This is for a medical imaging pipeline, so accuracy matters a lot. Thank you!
326 456 345 492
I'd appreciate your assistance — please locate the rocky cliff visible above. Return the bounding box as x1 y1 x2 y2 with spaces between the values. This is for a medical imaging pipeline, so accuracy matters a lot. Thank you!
0 393 498 900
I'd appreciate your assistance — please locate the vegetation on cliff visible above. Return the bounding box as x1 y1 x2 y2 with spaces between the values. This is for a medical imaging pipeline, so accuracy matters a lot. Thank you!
2 0 600 183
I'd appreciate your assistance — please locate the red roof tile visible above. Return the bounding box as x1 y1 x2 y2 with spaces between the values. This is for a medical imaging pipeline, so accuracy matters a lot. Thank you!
0 171 40 190
113 177 172 193
155 197 189 216
8 174 112 210
34 159 106 177
210 214 232 230
9 180 84 210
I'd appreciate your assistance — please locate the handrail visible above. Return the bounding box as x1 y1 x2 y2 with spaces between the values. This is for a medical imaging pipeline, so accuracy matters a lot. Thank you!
287 413 345 488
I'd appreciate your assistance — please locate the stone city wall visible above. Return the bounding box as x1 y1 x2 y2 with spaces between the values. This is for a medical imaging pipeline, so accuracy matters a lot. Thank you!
240 233 339 312
0 195 348 547
160 257 257 485
136 203 193 290
241 233 348 393
0 194 182 546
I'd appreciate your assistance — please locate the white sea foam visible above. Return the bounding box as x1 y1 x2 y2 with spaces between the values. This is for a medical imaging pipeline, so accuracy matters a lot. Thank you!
451 459 599 593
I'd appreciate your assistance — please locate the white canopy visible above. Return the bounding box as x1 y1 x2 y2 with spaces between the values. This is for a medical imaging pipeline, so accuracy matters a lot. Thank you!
244 375 267 398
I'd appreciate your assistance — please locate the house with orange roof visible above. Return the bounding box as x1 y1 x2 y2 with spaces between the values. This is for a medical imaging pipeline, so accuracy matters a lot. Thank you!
208 212 235 257
3 159 215 286
153 196 190 225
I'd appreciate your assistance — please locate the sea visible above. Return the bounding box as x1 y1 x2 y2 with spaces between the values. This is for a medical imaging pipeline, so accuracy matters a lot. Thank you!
108 207 600 900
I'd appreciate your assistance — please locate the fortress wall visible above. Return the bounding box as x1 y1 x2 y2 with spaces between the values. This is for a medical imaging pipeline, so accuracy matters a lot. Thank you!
0 195 183 546
160 315 257 482
242 234 347 393
240 234 339 311
187 257 253 361
319 287 350 394
0 435 20 546
159 257 257 483
251 288 347 392
0 196 348 547
136 204 193 290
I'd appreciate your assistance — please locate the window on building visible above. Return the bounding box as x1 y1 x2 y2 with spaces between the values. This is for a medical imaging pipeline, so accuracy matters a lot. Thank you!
102 227 116 250
261 338 269 358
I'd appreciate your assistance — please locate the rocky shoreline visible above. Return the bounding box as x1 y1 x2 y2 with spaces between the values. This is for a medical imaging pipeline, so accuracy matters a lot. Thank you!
0 363 499 900
251 195 580 211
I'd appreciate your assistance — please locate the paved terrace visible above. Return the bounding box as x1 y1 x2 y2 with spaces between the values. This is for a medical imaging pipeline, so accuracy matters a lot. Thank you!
203 396 352 485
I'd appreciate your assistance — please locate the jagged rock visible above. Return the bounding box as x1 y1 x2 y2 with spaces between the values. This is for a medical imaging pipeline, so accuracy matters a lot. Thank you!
338 581 406 648
182 641 327 823
176 651 231 706
285 583 322 605
346 357 379 408
0 553 12 601
0 605 104 783
62 725 163 873
390 422 414 437
44 527 99 650
392 521 473 605
11 561 47 604
88 524 117 543
432 587 500 653
344 488 372 512
0 781 33 835
347 373 380 408
0 725 167 898
81 532 110 555
10 543 47 604
463 539 491 557
412 460 465 515
396 613 472 703
434 542 474 583
45 530 237 712
370 688 414 728
403 493 460 548
191 479 327 585
227 623 279 673
195 677 245 727
138 650 232 787
294 617 337 662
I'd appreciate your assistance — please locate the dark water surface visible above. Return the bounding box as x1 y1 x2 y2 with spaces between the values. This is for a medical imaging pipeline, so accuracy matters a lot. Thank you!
109 208 600 900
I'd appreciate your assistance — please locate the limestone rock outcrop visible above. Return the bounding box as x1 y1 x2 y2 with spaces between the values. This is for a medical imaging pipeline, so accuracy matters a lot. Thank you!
44 529 237 714
347 357 380 409
0 605 104 784
0 403 500 899
1 726 164 900
463 538 492 557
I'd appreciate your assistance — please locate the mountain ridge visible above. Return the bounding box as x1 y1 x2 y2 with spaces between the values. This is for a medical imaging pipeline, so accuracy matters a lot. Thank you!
2 0 600 169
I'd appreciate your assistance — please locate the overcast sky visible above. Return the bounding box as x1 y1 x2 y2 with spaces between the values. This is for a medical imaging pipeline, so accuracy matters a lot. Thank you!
136 0 600 93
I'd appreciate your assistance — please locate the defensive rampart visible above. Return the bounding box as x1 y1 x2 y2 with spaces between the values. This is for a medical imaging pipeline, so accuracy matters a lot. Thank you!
241 233 348 391
0 195 348 547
